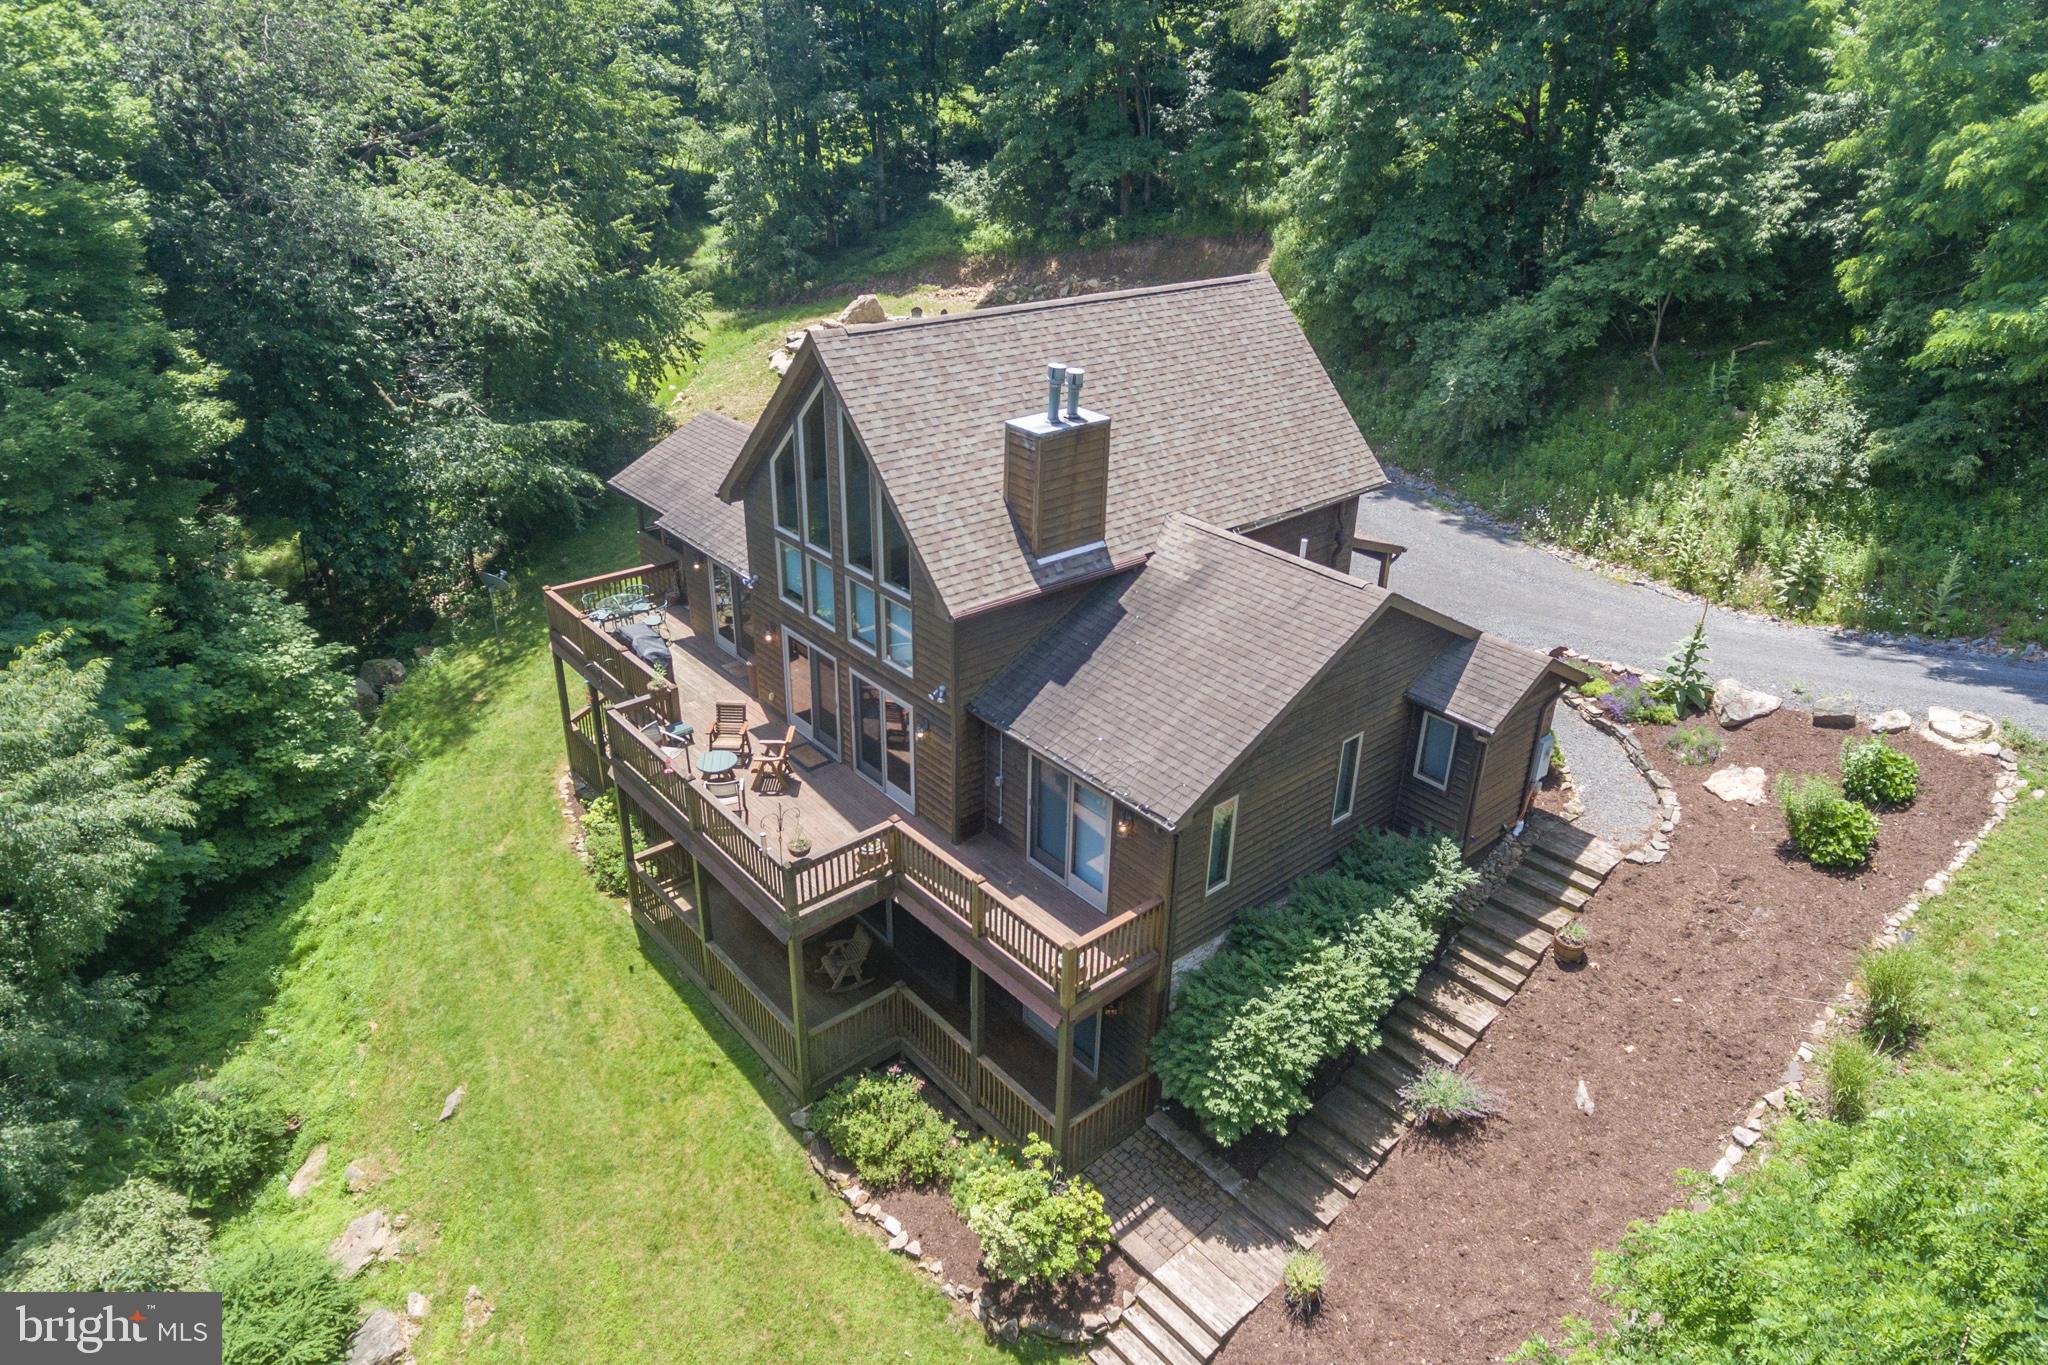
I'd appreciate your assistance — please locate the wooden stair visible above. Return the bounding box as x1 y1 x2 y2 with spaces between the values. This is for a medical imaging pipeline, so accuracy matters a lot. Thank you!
1091 822 1621 1363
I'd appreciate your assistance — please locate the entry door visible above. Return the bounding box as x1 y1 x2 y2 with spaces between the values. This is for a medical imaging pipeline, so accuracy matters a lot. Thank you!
710 562 738 655
853 674 914 809
1029 757 1112 909
783 633 841 757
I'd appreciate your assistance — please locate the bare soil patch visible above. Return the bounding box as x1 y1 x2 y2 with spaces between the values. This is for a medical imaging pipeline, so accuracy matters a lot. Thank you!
1222 709 1993 1363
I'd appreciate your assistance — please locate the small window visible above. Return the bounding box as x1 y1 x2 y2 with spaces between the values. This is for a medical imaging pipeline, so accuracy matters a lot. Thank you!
808 557 836 629
882 597 913 672
772 438 800 537
778 541 805 608
1332 732 1363 823
1413 712 1457 790
848 580 878 651
1206 796 1238 894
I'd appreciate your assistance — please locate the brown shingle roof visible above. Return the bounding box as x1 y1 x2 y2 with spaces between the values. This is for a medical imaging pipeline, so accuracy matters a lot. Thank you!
969 516 1396 829
608 413 752 570
773 274 1386 616
1406 635 1563 736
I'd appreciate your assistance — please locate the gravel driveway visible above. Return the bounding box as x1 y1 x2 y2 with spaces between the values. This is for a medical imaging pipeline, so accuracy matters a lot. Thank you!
1357 481 2048 733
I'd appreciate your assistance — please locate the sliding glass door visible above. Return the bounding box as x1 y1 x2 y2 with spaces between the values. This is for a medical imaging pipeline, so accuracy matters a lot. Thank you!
783 633 841 757
710 562 738 655
853 673 913 808
1028 756 1111 909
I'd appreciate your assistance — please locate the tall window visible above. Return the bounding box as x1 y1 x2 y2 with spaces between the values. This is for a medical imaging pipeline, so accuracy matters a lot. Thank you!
1206 796 1238 894
802 395 831 550
1332 732 1363 823
772 436 801 537
842 419 874 575
1413 712 1457 790
835 412 911 673
881 501 910 593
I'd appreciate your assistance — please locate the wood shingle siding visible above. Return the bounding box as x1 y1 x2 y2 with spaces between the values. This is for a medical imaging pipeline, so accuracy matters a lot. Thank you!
1396 706 1479 842
1243 499 1356 569
1464 693 1558 853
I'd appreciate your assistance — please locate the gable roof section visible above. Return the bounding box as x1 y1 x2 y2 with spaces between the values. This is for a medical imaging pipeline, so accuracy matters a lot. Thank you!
1406 634 1577 736
723 274 1386 616
969 516 1404 830
609 412 752 570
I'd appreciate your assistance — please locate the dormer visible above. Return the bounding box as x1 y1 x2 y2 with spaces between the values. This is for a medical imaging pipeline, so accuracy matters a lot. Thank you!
1004 364 1110 561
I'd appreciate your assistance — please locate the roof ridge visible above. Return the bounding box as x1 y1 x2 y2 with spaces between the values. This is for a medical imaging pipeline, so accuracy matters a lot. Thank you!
1171 513 1387 595
831 273 1268 337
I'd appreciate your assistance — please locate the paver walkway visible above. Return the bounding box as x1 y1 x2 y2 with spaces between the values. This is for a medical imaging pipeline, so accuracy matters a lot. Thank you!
1090 816 1622 1365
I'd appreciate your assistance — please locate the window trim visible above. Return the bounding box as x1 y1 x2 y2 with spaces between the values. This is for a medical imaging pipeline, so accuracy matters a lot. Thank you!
798 385 832 554
1332 731 1364 824
1024 753 1112 911
777 540 805 610
846 578 878 654
770 431 802 538
1206 795 1239 895
806 554 836 630
1413 711 1458 791
880 595 913 675
839 411 876 581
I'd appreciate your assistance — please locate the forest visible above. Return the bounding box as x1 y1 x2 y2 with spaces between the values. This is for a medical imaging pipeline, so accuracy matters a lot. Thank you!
1 0 2043 1346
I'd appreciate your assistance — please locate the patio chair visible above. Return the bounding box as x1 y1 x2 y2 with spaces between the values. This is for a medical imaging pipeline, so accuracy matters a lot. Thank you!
707 702 752 765
819 924 872 993
753 727 797 794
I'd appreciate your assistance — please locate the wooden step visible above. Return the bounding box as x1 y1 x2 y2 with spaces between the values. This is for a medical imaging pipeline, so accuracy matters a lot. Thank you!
1465 902 1555 956
1193 1203 1295 1281
1089 1343 1127 1365
1410 968 1503 1033
1284 1128 1364 1194
1383 1014 1465 1069
1100 1325 1167 1365
1134 1284 1221 1360
1355 1047 1419 1096
1439 949 1519 1003
1153 1245 1260 1341
1234 1176 1323 1249
1121 1303 1202 1365
1489 882 1575 932
1257 1150 1350 1226
1296 1110 1394 1179
1392 996 1479 1054
1456 920 1542 978
1519 843 1608 892
1318 1076 1402 1136
1508 860 1594 906
1528 832 1621 878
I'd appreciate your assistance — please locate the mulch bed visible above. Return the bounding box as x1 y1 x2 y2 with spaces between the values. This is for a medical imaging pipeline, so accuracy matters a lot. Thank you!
1222 708 1994 1363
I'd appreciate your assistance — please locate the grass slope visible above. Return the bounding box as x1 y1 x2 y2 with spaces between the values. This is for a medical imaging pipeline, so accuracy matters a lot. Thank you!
138 509 1002 1363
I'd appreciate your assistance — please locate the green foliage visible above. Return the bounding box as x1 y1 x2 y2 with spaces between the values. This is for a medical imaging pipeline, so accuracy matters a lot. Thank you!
1397 1064 1504 1127
0 1179 210 1291
809 1068 961 1189
1657 614 1714 717
1858 949 1929 1053
1772 519 1832 617
949 1135 1111 1288
1817 1035 1885 1123
579 791 629 896
1777 775 1879 870
137 1076 289 1210
214 1241 359 1365
1555 917 1588 948
1665 725 1724 767
1282 1249 1326 1321
1152 832 1475 1145
1841 736 1919 808
1576 678 1613 699
1742 354 1872 499
0 641 199 1211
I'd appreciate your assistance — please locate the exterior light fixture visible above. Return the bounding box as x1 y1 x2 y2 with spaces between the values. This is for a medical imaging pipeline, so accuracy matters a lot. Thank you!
915 724 931 742
928 683 948 704
1115 815 1133 838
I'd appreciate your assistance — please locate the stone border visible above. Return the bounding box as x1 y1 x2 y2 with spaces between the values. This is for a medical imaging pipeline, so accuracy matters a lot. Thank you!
1554 649 1681 863
1705 739 2027 1184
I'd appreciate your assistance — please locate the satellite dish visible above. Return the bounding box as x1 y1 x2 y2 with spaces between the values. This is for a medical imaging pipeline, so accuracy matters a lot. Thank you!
481 570 509 592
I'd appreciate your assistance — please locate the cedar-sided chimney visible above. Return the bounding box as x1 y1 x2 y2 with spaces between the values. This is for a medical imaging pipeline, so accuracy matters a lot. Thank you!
1005 362 1110 559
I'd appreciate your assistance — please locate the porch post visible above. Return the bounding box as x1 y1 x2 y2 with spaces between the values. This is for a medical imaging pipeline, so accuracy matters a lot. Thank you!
1054 944 1077 1164
692 855 712 944
786 931 812 1100
552 653 574 755
969 967 984 1060
618 792 638 905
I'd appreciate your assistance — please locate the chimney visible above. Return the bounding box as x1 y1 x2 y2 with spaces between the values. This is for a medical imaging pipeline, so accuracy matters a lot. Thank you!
1005 362 1111 560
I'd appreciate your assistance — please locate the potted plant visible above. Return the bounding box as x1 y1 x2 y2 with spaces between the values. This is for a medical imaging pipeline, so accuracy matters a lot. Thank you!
785 811 811 860
1553 916 1589 965
1282 1250 1326 1325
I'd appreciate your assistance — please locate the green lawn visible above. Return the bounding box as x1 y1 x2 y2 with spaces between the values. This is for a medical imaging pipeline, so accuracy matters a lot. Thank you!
140 507 1007 1363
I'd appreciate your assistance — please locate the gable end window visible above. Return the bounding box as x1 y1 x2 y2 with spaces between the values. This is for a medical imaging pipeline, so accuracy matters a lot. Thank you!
1206 796 1238 894
772 436 801 537
1332 732 1364 823
1413 712 1458 790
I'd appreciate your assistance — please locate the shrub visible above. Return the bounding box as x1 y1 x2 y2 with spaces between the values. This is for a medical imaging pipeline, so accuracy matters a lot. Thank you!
1576 677 1613 699
1666 724 1724 766
1282 1250 1327 1323
138 1077 289 1210
1599 672 1680 726
949 1135 1110 1287
1859 949 1929 1053
810 1068 960 1189
0 1179 210 1291
580 791 628 894
1658 614 1714 716
1777 775 1879 869
1816 1036 1884 1123
214 1242 359 1365
1398 1064 1504 1127
1840 736 1919 808
1152 831 1475 1144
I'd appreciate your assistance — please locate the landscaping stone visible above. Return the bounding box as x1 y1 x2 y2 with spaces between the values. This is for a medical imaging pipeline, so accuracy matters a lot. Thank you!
839 294 887 325
1871 709 1913 734
288 1143 328 1198
406 1292 429 1321
1927 706 1994 743
1574 1078 1595 1116
1732 1125 1761 1148
329 1210 398 1277
841 1185 865 1205
1713 678 1781 728
438 1085 465 1122
345 1159 386 1194
1703 765 1769 805
359 658 407 695
879 1214 903 1238
886 1230 909 1252
345 1309 408 1365
1811 697 1857 728
460 1287 493 1344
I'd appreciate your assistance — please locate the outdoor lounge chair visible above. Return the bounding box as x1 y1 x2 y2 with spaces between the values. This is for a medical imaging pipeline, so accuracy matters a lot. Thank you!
819 924 872 993
707 702 752 765
753 727 796 794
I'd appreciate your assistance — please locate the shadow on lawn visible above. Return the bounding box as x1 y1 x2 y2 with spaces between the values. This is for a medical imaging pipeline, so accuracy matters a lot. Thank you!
629 924 799 1123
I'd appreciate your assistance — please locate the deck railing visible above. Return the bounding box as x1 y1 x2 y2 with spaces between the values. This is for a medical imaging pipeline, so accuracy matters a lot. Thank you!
1066 1073 1161 1171
544 563 682 721
976 1055 1056 1145
703 941 799 1083
809 987 904 1080
566 703 606 791
602 699 1167 1008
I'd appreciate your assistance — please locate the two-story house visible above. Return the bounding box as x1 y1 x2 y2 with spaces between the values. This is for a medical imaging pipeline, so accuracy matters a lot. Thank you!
544 275 1578 1170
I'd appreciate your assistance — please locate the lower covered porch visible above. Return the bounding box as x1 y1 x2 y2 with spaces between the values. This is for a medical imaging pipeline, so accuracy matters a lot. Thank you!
624 821 1160 1171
